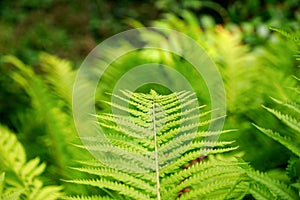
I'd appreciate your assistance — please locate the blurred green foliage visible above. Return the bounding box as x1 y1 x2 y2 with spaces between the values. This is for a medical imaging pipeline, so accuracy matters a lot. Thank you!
0 0 299 63
0 0 300 199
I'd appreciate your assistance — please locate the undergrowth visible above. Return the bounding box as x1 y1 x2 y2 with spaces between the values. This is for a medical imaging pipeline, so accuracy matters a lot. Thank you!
0 14 299 199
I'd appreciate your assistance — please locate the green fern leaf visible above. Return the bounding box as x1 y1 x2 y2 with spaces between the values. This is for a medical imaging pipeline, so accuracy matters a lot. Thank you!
286 157 300 182
31 185 64 200
70 167 156 195
253 125 300 157
249 183 276 200
270 28 300 45
0 125 26 173
247 170 298 200
0 191 22 200
162 163 245 199
63 195 111 200
69 90 245 199
270 97 300 114
2 55 85 182
160 161 245 188
39 52 75 107
0 173 22 200
262 105 300 133
66 179 150 200
0 125 63 199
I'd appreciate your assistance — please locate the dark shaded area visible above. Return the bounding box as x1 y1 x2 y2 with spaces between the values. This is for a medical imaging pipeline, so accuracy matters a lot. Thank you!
0 0 299 64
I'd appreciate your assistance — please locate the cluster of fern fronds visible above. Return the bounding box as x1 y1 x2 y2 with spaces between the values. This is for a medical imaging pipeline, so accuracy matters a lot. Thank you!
254 76 300 197
0 13 300 200
65 90 299 200
0 54 90 199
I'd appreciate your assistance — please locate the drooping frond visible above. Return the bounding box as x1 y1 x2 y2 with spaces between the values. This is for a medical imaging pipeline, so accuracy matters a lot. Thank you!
253 125 300 157
255 83 300 156
262 105 300 133
270 97 300 114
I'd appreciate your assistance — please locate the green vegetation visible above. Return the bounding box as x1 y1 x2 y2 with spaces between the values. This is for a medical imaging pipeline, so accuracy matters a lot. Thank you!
0 0 300 199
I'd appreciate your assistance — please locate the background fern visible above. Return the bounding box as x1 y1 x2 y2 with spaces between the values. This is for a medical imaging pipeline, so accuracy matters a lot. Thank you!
1 54 92 195
127 12 300 171
254 76 300 197
0 173 22 200
0 125 63 200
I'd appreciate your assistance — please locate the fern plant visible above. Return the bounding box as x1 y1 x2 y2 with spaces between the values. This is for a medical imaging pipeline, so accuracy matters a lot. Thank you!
249 30 300 199
66 90 251 199
254 76 300 197
2 54 91 195
67 89 300 199
253 30 300 197
0 125 63 200
0 173 22 200
126 12 296 174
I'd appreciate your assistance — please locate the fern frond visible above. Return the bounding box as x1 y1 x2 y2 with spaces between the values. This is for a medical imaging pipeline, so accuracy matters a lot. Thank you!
262 105 300 133
98 114 152 137
247 170 298 200
75 160 107 168
249 183 276 200
253 125 300 157
177 177 245 200
253 75 300 199
70 167 155 193
69 90 244 199
270 27 300 45
160 146 239 175
3 55 85 181
66 179 150 200
97 133 150 154
81 144 155 170
286 157 300 182
0 190 22 200
39 52 75 107
270 97 300 114
161 162 245 196
29 185 64 200
0 125 26 173
158 116 226 144
159 129 235 153
159 140 235 165
63 195 111 200
0 125 63 199
0 173 22 200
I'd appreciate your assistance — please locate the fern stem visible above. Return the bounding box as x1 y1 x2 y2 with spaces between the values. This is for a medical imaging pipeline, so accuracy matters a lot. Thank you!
152 103 161 200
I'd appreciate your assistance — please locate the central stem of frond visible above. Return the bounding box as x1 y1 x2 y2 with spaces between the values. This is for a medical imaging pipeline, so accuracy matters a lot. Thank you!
152 102 161 200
